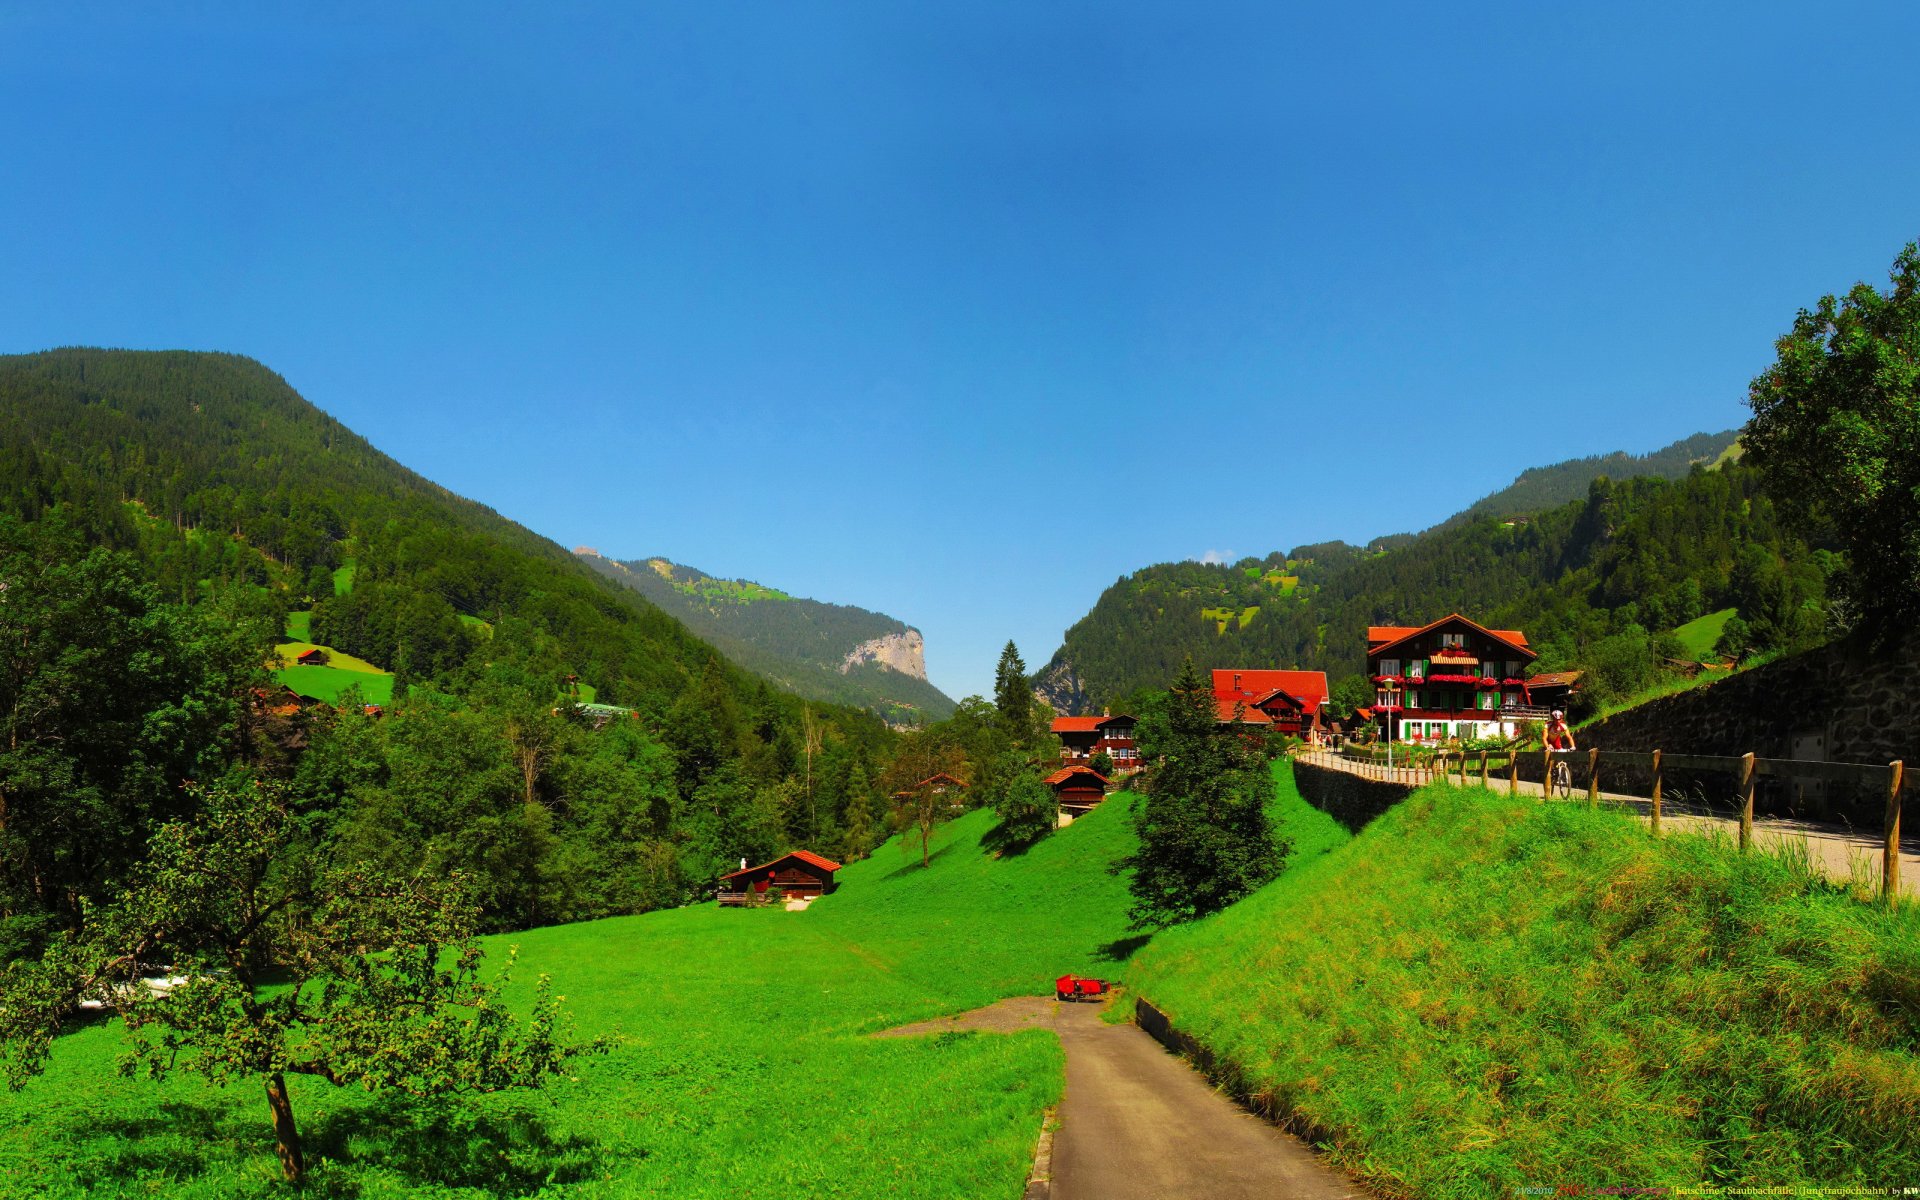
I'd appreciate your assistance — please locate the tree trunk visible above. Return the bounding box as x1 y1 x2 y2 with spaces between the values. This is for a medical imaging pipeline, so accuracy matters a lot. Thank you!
264 1071 305 1182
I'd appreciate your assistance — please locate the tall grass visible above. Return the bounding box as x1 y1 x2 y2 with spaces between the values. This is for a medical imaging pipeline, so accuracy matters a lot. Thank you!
1126 774 1920 1196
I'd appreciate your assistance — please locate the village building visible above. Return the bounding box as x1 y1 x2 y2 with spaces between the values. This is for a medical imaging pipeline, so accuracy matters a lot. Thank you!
1050 714 1140 773
1210 669 1331 741
1044 764 1110 817
717 850 842 906
891 772 968 802
1367 614 1546 742
294 648 328 666
1523 670 1583 713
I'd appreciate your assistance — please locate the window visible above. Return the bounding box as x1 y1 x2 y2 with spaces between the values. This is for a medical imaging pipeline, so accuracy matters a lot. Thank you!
1380 658 1400 676
1502 693 1517 709
1406 688 1421 709
1441 632 1464 649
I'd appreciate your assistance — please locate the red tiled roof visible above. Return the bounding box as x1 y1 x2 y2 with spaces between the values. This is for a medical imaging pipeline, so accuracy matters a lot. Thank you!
1214 698 1274 724
1051 714 1137 733
720 849 843 881
1210 669 1329 713
1249 687 1305 712
1366 614 1532 658
1044 765 1110 787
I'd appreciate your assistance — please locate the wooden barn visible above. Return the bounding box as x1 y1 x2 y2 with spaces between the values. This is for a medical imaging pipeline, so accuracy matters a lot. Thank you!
717 850 842 906
295 648 329 666
1044 765 1111 816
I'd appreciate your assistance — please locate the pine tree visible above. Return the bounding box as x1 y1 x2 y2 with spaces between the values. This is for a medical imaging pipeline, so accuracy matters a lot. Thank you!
1117 657 1286 927
993 640 1032 744
840 766 878 861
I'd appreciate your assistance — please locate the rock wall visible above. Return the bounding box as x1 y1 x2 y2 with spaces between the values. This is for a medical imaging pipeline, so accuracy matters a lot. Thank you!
1031 656 1087 716
840 629 927 680
1578 628 1920 823
1291 759 1415 833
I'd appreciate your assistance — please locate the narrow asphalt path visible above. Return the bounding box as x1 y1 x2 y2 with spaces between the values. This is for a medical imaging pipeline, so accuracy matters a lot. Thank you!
877 997 1363 1200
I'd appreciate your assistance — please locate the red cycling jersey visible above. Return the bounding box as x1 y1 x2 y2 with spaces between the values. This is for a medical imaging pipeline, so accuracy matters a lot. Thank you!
1545 722 1573 750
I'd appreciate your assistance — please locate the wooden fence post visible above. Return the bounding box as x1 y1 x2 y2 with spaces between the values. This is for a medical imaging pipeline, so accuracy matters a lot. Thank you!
1508 752 1518 795
1738 752 1756 852
1587 747 1600 806
1542 746 1552 801
1884 760 1903 902
1480 750 1489 788
1649 749 1662 836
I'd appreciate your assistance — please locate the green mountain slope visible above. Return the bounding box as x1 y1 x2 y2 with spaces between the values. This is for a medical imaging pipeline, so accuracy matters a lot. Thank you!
1420 429 1740 535
0 347 898 930
1038 454 1829 713
580 552 957 723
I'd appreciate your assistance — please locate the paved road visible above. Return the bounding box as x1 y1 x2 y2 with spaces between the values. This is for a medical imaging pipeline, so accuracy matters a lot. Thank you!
1302 750 1920 896
878 997 1363 1200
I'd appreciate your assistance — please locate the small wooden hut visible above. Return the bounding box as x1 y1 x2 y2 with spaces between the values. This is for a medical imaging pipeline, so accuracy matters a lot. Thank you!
717 850 842 906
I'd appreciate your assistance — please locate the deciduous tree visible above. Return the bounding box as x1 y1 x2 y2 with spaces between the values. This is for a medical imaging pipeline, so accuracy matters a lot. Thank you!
1746 240 1920 628
0 778 598 1183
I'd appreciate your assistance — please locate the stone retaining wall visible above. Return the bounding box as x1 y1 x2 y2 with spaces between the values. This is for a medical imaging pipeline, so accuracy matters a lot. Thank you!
1576 628 1918 823
1291 758 1414 833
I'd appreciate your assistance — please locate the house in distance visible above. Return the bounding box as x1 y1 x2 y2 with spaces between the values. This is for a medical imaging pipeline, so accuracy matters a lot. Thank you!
1367 613 1544 742
1045 764 1111 821
1210 669 1331 742
717 850 842 907
1050 713 1140 774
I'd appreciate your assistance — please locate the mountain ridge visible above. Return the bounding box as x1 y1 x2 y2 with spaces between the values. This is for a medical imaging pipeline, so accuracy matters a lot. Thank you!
577 551 957 723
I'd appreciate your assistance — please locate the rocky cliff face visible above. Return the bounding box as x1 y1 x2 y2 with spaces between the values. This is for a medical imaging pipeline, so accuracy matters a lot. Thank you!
1032 656 1087 716
840 629 927 680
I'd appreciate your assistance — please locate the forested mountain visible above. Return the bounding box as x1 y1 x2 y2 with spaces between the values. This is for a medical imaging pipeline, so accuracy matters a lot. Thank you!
578 552 957 723
1417 429 1740 536
0 348 899 949
1038 458 1832 715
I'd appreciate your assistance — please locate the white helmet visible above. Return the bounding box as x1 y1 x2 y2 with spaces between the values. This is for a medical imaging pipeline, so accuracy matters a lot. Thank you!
1550 709 1564 720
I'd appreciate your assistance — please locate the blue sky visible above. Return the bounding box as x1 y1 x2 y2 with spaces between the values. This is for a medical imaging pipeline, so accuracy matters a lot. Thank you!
4 4 1919 700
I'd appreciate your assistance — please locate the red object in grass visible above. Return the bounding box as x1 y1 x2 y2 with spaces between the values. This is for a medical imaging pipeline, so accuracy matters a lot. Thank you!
1054 974 1111 1001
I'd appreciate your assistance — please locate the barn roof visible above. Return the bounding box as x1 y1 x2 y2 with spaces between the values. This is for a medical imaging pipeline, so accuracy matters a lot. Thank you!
912 772 968 789
719 849 843 881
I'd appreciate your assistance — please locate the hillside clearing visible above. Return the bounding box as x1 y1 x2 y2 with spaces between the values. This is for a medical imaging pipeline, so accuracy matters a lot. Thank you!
1671 607 1736 659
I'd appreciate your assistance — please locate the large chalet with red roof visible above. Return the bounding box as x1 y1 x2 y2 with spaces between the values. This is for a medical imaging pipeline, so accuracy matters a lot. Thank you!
1367 614 1544 742
717 849 842 906
1210 669 1330 742
1050 713 1140 774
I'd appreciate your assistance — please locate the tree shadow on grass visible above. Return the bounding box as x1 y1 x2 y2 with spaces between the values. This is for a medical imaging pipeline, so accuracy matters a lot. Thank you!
980 821 1047 859
879 840 960 880
52 1098 231 1188
1096 934 1153 963
308 1095 613 1197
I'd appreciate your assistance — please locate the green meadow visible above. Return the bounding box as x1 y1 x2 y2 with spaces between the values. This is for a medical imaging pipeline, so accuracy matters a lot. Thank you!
1671 606 1737 659
1128 776 1920 1197
0 797 1153 1198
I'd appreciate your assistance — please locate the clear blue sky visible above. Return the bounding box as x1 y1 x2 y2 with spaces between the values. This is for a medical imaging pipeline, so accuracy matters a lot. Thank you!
4 4 1919 700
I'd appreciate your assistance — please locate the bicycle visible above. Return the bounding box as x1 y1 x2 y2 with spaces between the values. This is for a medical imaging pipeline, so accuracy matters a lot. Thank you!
1550 757 1574 800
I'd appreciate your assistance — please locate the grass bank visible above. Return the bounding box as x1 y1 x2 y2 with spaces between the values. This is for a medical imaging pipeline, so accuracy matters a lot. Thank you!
1127 774 1920 1196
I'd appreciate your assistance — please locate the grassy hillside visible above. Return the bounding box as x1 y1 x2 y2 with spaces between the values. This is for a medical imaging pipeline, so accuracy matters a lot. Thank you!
1672 606 1737 659
0 797 1147 1197
1127 775 1920 1196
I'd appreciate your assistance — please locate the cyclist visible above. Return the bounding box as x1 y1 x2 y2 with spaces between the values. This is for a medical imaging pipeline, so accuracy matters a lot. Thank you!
1544 710 1576 752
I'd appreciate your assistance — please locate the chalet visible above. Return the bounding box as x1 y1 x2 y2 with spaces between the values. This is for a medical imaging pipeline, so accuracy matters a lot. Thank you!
1210 669 1331 741
1050 714 1140 773
1367 614 1542 742
717 849 842 906
294 648 329 667
1044 765 1110 816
